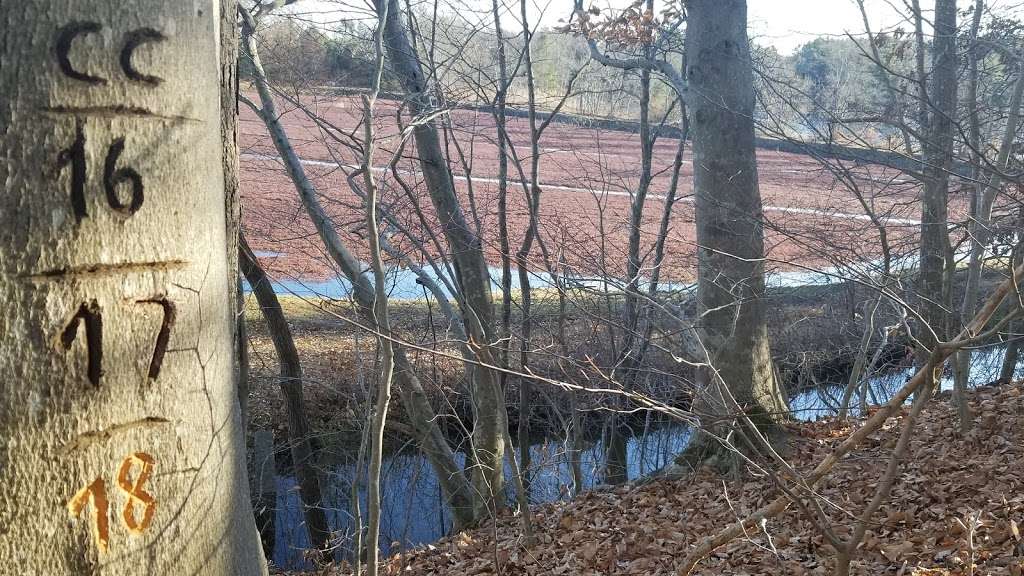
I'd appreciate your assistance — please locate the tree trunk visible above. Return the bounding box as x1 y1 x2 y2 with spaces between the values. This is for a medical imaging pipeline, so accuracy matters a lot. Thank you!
491 0 514 480
999 213 1024 384
361 20 397 562
999 329 1020 383
0 2 267 573
237 278 251 434
604 0 659 485
252 429 277 560
953 46 1024 419
919 0 957 423
839 296 882 419
222 0 245 432
684 0 788 462
239 235 332 562
379 0 506 514
516 0 541 491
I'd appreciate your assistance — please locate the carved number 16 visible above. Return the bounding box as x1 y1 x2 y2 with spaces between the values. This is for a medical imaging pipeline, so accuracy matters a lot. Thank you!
58 121 144 223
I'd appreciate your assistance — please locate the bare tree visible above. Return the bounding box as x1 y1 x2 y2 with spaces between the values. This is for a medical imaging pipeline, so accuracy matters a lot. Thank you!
238 3 482 530
225 0 1024 570
572 0 787 468
680 0 790 462
377 0 508 514
239 235 332 562
363 2 396 571
915 0 957 417
953 3 1024 427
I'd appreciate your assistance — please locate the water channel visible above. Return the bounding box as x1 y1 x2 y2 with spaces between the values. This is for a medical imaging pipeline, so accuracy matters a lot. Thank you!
267 344 1015 569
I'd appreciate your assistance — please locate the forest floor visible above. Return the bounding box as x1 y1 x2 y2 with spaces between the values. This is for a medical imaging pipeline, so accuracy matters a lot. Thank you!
281 382 1024 576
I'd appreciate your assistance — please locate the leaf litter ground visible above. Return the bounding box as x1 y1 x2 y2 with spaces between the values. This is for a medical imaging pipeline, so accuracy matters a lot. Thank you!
287 382 1024 575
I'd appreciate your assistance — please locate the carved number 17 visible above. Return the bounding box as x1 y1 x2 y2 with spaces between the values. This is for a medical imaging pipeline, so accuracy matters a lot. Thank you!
60 298 176 386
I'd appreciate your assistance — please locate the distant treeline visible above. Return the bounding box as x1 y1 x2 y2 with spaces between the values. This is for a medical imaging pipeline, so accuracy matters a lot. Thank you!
250 14 994 174
316 85 928 173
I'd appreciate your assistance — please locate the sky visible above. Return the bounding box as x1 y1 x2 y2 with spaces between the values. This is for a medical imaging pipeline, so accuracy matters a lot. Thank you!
747 0 907 53
290 0 1022 55
534 0 909 53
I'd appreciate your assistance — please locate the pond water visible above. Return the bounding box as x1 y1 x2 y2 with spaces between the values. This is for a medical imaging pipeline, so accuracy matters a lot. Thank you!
271 423 690 569
252 250 1016 568
268 345 1018 570
244 255 882 302
251 243 1013 301
250 262 630 301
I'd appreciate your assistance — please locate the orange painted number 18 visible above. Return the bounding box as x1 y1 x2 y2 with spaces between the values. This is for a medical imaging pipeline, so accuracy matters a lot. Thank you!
68 452 156 553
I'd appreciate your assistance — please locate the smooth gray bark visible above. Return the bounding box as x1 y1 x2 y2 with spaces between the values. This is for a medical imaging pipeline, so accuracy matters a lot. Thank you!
686 0 788 456
0 2 267 573
576 0 784 463
917 0 957 419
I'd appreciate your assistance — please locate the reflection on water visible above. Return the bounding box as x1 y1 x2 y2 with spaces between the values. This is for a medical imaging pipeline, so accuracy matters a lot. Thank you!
789 345 1016 419
271 347 1018 570
272 424 690 568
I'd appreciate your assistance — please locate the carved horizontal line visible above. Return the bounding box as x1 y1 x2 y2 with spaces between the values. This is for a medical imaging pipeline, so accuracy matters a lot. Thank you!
60 416 171 455
23 260 188 281
42 105 201 124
